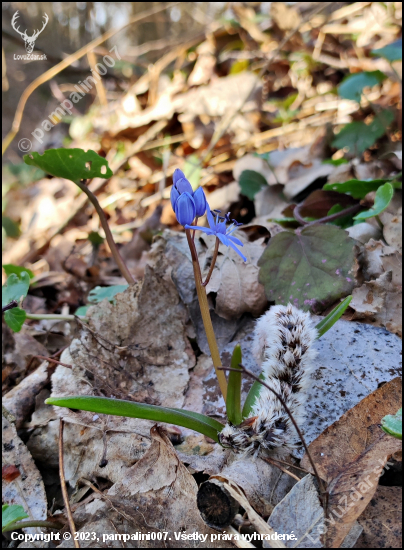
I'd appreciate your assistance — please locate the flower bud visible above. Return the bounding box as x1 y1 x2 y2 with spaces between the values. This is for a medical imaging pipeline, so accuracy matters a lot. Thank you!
193 187 207 217
175 192 196 226
170 185 180 210
173 168 186 185
175 177 193 195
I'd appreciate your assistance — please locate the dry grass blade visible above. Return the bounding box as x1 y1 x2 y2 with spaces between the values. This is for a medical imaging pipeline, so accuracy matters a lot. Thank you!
59 420 80 548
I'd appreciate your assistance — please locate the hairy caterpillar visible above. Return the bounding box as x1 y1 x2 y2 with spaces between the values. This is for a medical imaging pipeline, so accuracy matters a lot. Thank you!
219 304 318 457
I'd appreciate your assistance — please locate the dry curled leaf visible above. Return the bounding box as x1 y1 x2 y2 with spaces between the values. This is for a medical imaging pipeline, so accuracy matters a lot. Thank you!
301 378 402 548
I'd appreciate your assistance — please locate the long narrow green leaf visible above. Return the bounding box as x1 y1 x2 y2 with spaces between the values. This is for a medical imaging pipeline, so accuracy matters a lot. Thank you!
315 296 352 338
46 396 223 442
226 344 242 425
242 373 266 420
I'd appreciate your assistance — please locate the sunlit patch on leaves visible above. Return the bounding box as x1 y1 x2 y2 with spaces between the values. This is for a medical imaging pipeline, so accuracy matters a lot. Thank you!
258 225 356 313
23 148 113 183
338 71 386 102
354 182 394 221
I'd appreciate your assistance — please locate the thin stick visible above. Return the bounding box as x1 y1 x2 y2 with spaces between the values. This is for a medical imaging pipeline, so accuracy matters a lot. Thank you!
33 356 73 369
75 179 135 284
59 420 80 548
185 229 227 400
261 456 300 482
219 365 327 506
202 237 219 287
2 300 18 313
293 203 362 227
2 2 180 154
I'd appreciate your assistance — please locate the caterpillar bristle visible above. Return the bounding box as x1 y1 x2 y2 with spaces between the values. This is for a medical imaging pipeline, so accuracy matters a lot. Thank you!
219 303 317 457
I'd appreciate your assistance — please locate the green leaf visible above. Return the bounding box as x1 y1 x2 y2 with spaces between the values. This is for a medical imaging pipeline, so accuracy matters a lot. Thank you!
2 504 29 531
372 39 402 62
239 170 268 200
2 217 21 238
183 155 202 191
332 110 395 155
2 272 30 308
381 408 402 440
3 264 34 279
322 158 349 166
229 59 249 74
323 178 388 199
242 373 266 420
24 148 113 183
354 182 394 221
258 225 355 313
87 231 104 246
88 285 129 304
4 307 27 332
338 71 386 102
46 396 224 443
226 344 243 425
315 296 352 338
74 306 90 316
326 205 355 228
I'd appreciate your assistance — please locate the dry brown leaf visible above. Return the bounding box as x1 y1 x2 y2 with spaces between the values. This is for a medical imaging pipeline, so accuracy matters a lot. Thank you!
59 426 232 548
2 413 47 535
204 233 268 320
382 207 402 254
187 40 216 86
301 378 402 548
354 485 402 548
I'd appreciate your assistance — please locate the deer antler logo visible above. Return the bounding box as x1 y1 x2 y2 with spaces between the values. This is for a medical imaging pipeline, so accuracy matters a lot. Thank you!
11 11 49 54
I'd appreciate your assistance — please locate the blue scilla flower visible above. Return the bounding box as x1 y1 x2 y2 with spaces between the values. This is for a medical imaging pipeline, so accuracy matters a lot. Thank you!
185 205 247 262
171 169 207 223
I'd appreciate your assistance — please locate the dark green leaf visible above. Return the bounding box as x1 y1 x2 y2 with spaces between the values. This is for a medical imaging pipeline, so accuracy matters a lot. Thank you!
338 71 386 102
45 396 224 442
2 217 21 238
2 264 34 279
298 190 358 219
239 170 268 200
326 205 355 228
332 110 395 155
226 344 243 425
242 373 266 420
381 408 402 440
4 307 27 332
323 179 388 199
2 272 30 308
315 296 352 338
88 285 129 304
24 148 113 183
354 182 394 220
2 504 29 531
322 158 349 166
258 225 356 313
88 231 104 246
372 39 402 62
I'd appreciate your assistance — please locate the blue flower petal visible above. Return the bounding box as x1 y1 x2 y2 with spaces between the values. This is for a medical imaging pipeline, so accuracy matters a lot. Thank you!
185 225 215 236
216 221 227 234
227 240 247 262
175 192 196 226
170 185 180 210
227 235 244 247
216 233 230 246
193 187 207 217
173 168 186 185
206 204 216 231
175 177 193 195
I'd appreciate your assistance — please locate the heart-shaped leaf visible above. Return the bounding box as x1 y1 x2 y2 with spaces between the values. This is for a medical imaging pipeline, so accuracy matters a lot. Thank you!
2 272 30 308
24 149 113 183
239 170 268 200
354 182 394 221
4 307 27 332
338 71 386 102
323 178 388 199
258 225 356 313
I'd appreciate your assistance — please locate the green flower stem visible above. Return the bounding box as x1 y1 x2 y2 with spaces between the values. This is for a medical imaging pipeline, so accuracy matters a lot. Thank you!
25 313 85 321
74 179 135 285
3 520 63 532
185 229 227 401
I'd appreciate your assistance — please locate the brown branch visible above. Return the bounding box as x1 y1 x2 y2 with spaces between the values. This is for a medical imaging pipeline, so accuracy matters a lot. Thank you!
293 203 362 227
59 420 80 548
75 179 135 284
2 300 18 313
219 364 328 507
202 237 220 287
